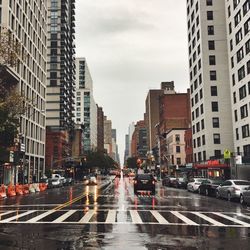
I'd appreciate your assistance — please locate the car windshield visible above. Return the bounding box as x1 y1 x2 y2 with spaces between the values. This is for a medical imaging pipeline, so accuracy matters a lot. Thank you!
137 174 152 180
234 181 250 185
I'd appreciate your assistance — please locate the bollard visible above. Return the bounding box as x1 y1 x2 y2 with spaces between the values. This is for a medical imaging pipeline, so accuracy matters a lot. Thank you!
7 184 16 197
0 184 7 199
22 184 30 195
15 184 24 195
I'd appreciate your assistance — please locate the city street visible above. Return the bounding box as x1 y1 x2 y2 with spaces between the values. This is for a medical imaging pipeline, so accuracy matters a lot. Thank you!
0 175 250 249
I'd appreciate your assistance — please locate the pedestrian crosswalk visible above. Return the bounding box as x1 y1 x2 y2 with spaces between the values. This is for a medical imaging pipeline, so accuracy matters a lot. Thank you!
1 209 250 227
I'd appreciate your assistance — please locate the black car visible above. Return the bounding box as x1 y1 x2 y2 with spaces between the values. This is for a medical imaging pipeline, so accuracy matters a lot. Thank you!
172 177 188 189
134 174 156 195
162 176 176 187
198 179 224 196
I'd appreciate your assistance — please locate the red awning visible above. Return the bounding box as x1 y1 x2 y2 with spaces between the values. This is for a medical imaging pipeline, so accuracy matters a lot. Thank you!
194 164 229 169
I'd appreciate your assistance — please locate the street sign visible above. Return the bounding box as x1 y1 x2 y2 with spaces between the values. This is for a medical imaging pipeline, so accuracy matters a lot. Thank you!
20 143 25 152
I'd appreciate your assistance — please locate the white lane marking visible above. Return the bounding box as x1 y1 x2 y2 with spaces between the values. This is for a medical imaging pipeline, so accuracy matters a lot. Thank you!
171 211 198 226
105 210 116 223
78 210 95 223
130 210 143 224
0 211 15 217
213 212 250 226
192 212 225 226
151 210 169 224
27 210 56 223
52 210 77 223
0 210 35 223
237 213 250 220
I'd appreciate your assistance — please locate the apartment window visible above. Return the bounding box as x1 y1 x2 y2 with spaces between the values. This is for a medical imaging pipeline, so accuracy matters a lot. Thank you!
246 39 250 55
214 150 221 158
209 55 216 65
201 119 205 130
242 124 250 138
198 59 201 69
192 111 195 120
234 10 242 27
240 104 248 119
228 6 231 17
194 80 198 89
197 137 201 147
210 71 217 80
208 40 215 50
192 38 196 48
191 98 194 107
212 102 218 112
193 65 197 76
236 46 244 62
197 45 200 55
239 85 247 100
50 72 57 79
244 18 250 35
196 122 200 132
207 11 213 20
202 135 206 145
200 104 204 114
247 60 250 74
197 30 200 40
212 117 219 128
199 89 203 99
233 92 237 103
208 26 214 35
193 125 195 134
236 128 239 140
195 107 199 118
193 51 197 62
229 23 232 34
176 134 180 143
235 110 238 122
232 74 236 86
238 66 246 81
195 2 198 12
231 57 234 68
176 158 181 165
195 93 199 104
206 0 213 6
243 0 250 16
199 74 202 84
233 0 240 9
176 146 180 153
196 16 199 26
236 28 243 45
213 134 221 144
248 81 250 94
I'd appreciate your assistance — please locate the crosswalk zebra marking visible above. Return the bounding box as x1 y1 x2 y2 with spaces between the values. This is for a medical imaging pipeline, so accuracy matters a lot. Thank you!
0 211 15 217
213 212 250 226
171 211 198 226
150 210 169 224
79 210 95 223
28 210 55 223
0 210 35 223
130 210 143 224
192 212 225 226
105 210 116 223
52 210 77 223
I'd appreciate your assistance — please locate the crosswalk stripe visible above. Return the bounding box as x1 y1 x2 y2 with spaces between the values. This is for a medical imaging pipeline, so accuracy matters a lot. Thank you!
79 210 95 223
130 210 143 224
0 211 14 217
192 212 225 226
171 211 198 226
52 210 77 223
0 210 35 223
213 212 250 226
105 210 116 223
28 210 55 223
150 210 169 224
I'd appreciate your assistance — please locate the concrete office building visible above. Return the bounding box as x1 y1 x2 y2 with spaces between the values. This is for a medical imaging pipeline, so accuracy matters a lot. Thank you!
74 58 97 153
186 0 233 162
0 0 47 183
46 0 76 169
225 0 250 157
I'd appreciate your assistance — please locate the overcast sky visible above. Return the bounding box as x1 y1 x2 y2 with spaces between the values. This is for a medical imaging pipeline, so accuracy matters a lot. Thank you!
75 0 189 163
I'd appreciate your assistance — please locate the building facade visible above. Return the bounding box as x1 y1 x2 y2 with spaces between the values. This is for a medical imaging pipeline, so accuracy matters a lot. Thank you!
225 0 250 158
0 0 47 183
97 105 104 152
46 0 76 169
186 0 233 163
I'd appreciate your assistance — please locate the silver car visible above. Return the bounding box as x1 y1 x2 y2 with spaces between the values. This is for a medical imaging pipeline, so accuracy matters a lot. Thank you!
216 180 250 201
240 186 250 205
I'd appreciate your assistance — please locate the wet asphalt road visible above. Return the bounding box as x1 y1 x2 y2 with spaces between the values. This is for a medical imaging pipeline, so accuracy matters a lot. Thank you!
0 175 250 250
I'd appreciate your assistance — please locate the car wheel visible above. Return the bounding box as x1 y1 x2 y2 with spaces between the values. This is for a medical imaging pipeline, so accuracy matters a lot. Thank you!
216 190 220 199
227 192 231 202
240 195 245 205
205 189 209 196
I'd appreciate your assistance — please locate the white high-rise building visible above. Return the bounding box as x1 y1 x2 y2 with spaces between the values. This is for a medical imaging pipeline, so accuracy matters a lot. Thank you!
75 58 97 152
225 0 250 157
0 0 47 183
186 0 234 162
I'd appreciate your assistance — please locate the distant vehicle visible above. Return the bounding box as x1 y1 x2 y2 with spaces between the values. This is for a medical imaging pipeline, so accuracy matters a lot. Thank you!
84 175 97 185
48 178 62 188
216 180 250 201
198 179 224 196
240 186 250 205
52 174 66 185
64 177 74 186
134 173 156 195
187 178 207 192
162 176 176 187
172 177 188 188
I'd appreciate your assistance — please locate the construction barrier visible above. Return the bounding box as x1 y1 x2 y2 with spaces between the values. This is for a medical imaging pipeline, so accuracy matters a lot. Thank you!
7 184 16 197
39 183 47 192
29 184 36 193
15 184 23 195
22 184 29 195
0 185 6 199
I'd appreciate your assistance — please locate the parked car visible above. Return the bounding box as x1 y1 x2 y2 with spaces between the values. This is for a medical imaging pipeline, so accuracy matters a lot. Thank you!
187 178 207 192
240 186 250 205
52 174 66 185
48 178 63 188
216 180 250 201
84 175 97 185
198 179 224 196
172 177 188 188
134 173 156 195
162 176 176 187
